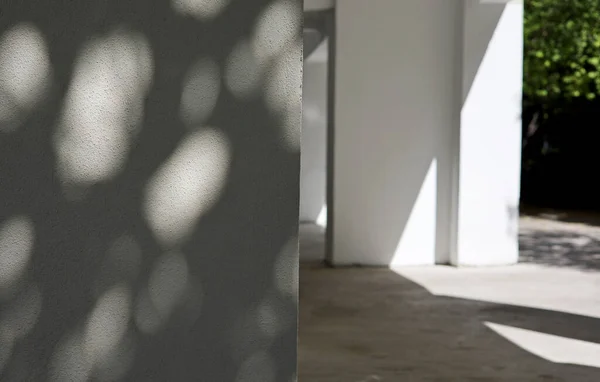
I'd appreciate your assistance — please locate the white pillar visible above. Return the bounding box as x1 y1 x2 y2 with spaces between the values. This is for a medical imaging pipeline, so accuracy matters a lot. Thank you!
331 0 461 266
331 0 523 267
300 42 328 224
452 0 523 266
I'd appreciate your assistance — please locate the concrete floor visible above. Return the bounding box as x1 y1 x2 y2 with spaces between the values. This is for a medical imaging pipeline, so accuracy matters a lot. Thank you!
298 218 600 381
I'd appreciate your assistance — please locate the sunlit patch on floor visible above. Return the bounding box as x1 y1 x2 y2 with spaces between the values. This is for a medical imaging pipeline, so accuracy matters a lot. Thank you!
485 322 600 369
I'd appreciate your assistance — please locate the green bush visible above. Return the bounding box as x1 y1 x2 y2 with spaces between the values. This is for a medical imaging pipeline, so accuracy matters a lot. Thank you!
522 0 600 209
524 0 600 106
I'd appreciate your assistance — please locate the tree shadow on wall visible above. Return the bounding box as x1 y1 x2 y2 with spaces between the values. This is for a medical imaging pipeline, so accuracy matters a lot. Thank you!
0 0 302 381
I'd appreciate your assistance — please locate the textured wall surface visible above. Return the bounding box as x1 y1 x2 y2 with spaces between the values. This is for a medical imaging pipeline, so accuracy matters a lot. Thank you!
0 0 302 380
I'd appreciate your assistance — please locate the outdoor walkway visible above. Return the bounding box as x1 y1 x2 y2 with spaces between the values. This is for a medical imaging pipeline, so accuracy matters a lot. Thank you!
299 213 600 381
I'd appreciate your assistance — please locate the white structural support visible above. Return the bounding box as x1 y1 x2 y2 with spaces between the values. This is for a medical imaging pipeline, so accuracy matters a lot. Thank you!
453 0 523 266
331 0 523 267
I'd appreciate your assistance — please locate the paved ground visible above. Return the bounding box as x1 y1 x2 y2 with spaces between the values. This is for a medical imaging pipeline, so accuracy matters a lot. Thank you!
298 214 600 381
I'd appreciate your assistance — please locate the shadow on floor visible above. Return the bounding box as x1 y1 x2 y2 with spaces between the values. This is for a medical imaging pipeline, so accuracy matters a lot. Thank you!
518 209 600 271
299 266 600 381
520 230 600 271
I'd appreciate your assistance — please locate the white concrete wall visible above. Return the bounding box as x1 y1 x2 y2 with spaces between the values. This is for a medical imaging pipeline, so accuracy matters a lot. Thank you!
454 0 523 265
332 0 523 267
333 0 460 266
300 41 328 224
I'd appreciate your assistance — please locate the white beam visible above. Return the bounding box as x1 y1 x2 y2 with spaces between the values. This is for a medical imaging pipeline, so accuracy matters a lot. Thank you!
304 0 334 11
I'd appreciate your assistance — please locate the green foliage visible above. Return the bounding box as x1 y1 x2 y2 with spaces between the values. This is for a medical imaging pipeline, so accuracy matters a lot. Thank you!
524 0 600 104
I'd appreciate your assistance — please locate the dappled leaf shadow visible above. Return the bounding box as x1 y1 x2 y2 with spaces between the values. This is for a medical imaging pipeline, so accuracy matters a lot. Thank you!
519 213 600 271
520 230 600 271
0 0 302 381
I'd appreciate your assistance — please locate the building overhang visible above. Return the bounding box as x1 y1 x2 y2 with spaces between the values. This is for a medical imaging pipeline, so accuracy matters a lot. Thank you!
304 0 334 12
